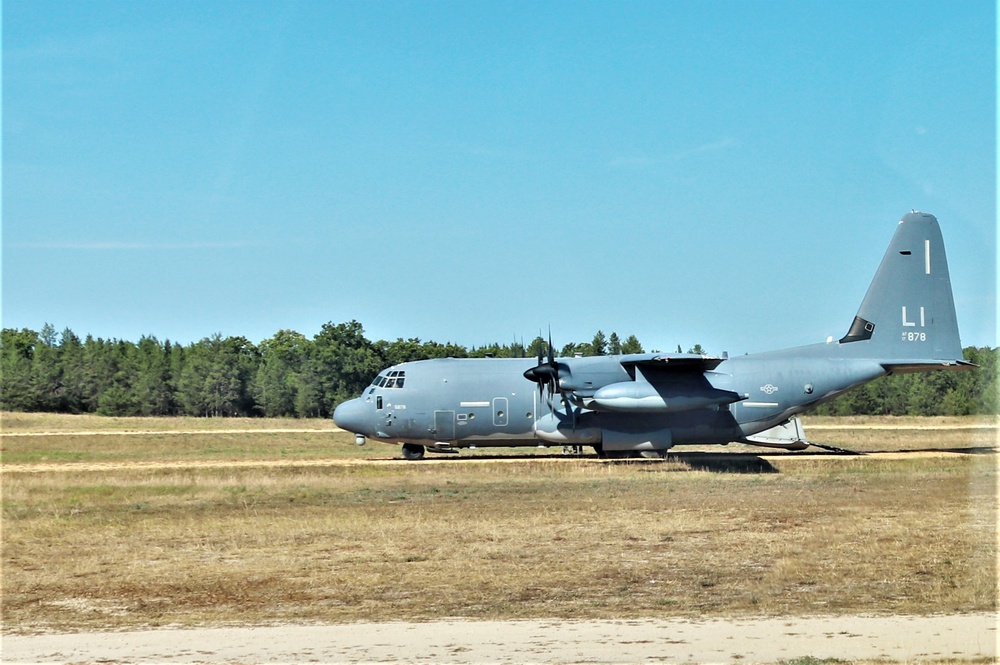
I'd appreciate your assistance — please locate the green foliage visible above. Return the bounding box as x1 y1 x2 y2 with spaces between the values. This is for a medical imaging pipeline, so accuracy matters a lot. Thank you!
1 328 41 411
559 330 644 357
252 329 309 417
620 335 644 354
526 336 548 359
608 332 621 355
811 346 998 416
590 330 608 356
177 334 250 417
1 323 994 418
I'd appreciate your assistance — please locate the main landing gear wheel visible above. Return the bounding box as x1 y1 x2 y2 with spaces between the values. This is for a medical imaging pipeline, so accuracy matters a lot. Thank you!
401 443 425 461
598 450 662 459
600 450 634 459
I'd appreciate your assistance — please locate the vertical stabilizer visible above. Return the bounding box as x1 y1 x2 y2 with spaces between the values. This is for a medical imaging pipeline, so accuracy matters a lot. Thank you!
838 212 966 368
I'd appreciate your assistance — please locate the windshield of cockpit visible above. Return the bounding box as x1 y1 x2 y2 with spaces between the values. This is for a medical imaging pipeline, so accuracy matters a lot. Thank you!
370 369 405 389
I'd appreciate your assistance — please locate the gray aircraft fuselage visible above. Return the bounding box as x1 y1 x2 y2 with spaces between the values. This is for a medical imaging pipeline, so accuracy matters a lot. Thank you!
333 212 972 459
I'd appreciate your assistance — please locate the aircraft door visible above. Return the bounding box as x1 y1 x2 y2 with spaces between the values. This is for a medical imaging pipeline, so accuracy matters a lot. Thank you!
493 397 508 427
434 410 455 441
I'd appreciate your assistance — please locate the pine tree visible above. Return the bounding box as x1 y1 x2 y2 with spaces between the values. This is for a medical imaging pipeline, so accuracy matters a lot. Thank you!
0 328 41 411
620 335 644 354
591 331 608 356
608 332 622 355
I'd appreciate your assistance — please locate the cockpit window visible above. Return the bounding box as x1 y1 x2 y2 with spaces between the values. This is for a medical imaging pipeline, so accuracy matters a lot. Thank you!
370 370 406 389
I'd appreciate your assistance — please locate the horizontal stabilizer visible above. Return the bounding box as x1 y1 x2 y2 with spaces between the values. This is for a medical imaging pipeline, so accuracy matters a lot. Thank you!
881 359 977 374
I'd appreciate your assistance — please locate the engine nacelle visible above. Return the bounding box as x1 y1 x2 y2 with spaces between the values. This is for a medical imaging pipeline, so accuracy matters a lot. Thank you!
591 381 739 413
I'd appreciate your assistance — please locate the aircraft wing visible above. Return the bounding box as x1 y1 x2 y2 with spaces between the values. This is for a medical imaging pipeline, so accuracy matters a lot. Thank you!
554 353 738 413
617 353 727 373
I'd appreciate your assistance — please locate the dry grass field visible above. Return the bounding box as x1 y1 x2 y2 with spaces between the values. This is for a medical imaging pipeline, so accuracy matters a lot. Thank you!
1 412 996 638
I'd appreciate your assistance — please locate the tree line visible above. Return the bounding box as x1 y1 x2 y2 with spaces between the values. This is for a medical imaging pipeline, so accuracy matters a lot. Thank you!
808 344 997 416
0 322 642 418
1 322 995 418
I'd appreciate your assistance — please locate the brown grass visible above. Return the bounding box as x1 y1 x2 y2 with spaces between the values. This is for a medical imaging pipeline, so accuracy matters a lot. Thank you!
3 413 995 465
2 415 996 635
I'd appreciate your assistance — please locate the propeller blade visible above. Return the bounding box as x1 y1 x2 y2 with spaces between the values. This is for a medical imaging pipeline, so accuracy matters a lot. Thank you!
524 328 562 415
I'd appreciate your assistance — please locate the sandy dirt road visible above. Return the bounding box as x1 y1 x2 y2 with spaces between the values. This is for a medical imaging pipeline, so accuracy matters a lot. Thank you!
4 614 996 664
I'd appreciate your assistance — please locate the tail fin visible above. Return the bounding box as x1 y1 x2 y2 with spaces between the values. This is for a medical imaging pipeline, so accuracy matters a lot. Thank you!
838 211 971 371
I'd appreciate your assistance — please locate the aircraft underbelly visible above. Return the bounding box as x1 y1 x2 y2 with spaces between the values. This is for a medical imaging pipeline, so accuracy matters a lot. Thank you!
601 426 672 452
532 407 743 448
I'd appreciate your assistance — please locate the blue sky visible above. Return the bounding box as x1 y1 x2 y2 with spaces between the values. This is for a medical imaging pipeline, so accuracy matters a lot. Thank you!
4 1 996 354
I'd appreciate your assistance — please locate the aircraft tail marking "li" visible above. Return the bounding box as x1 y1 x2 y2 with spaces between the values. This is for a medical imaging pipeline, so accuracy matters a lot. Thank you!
902 306 926 328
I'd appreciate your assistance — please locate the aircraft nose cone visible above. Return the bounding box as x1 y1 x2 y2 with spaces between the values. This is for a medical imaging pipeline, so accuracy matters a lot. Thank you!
333 398 369 434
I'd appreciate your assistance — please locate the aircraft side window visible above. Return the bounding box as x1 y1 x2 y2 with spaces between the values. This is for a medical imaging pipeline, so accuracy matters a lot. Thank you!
396 378 404 388
376 396 383 409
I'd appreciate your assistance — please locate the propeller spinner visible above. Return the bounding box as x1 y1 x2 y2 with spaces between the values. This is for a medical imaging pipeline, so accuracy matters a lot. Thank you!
523 333 560 406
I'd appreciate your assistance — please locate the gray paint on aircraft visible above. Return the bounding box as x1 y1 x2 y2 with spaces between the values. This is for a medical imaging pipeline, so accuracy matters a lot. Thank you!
334 212 973 459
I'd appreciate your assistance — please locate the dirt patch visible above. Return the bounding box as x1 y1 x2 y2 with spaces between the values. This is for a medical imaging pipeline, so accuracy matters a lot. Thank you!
4 614 996 664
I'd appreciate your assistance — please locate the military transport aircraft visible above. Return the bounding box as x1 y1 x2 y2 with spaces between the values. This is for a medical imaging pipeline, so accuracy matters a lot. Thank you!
334 212 973 459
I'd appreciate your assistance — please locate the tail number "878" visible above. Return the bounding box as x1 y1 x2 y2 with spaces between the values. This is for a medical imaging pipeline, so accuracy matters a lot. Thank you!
902 331 927 342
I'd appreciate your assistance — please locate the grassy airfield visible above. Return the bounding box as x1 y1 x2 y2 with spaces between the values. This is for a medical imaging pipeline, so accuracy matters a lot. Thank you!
1 412 996 635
